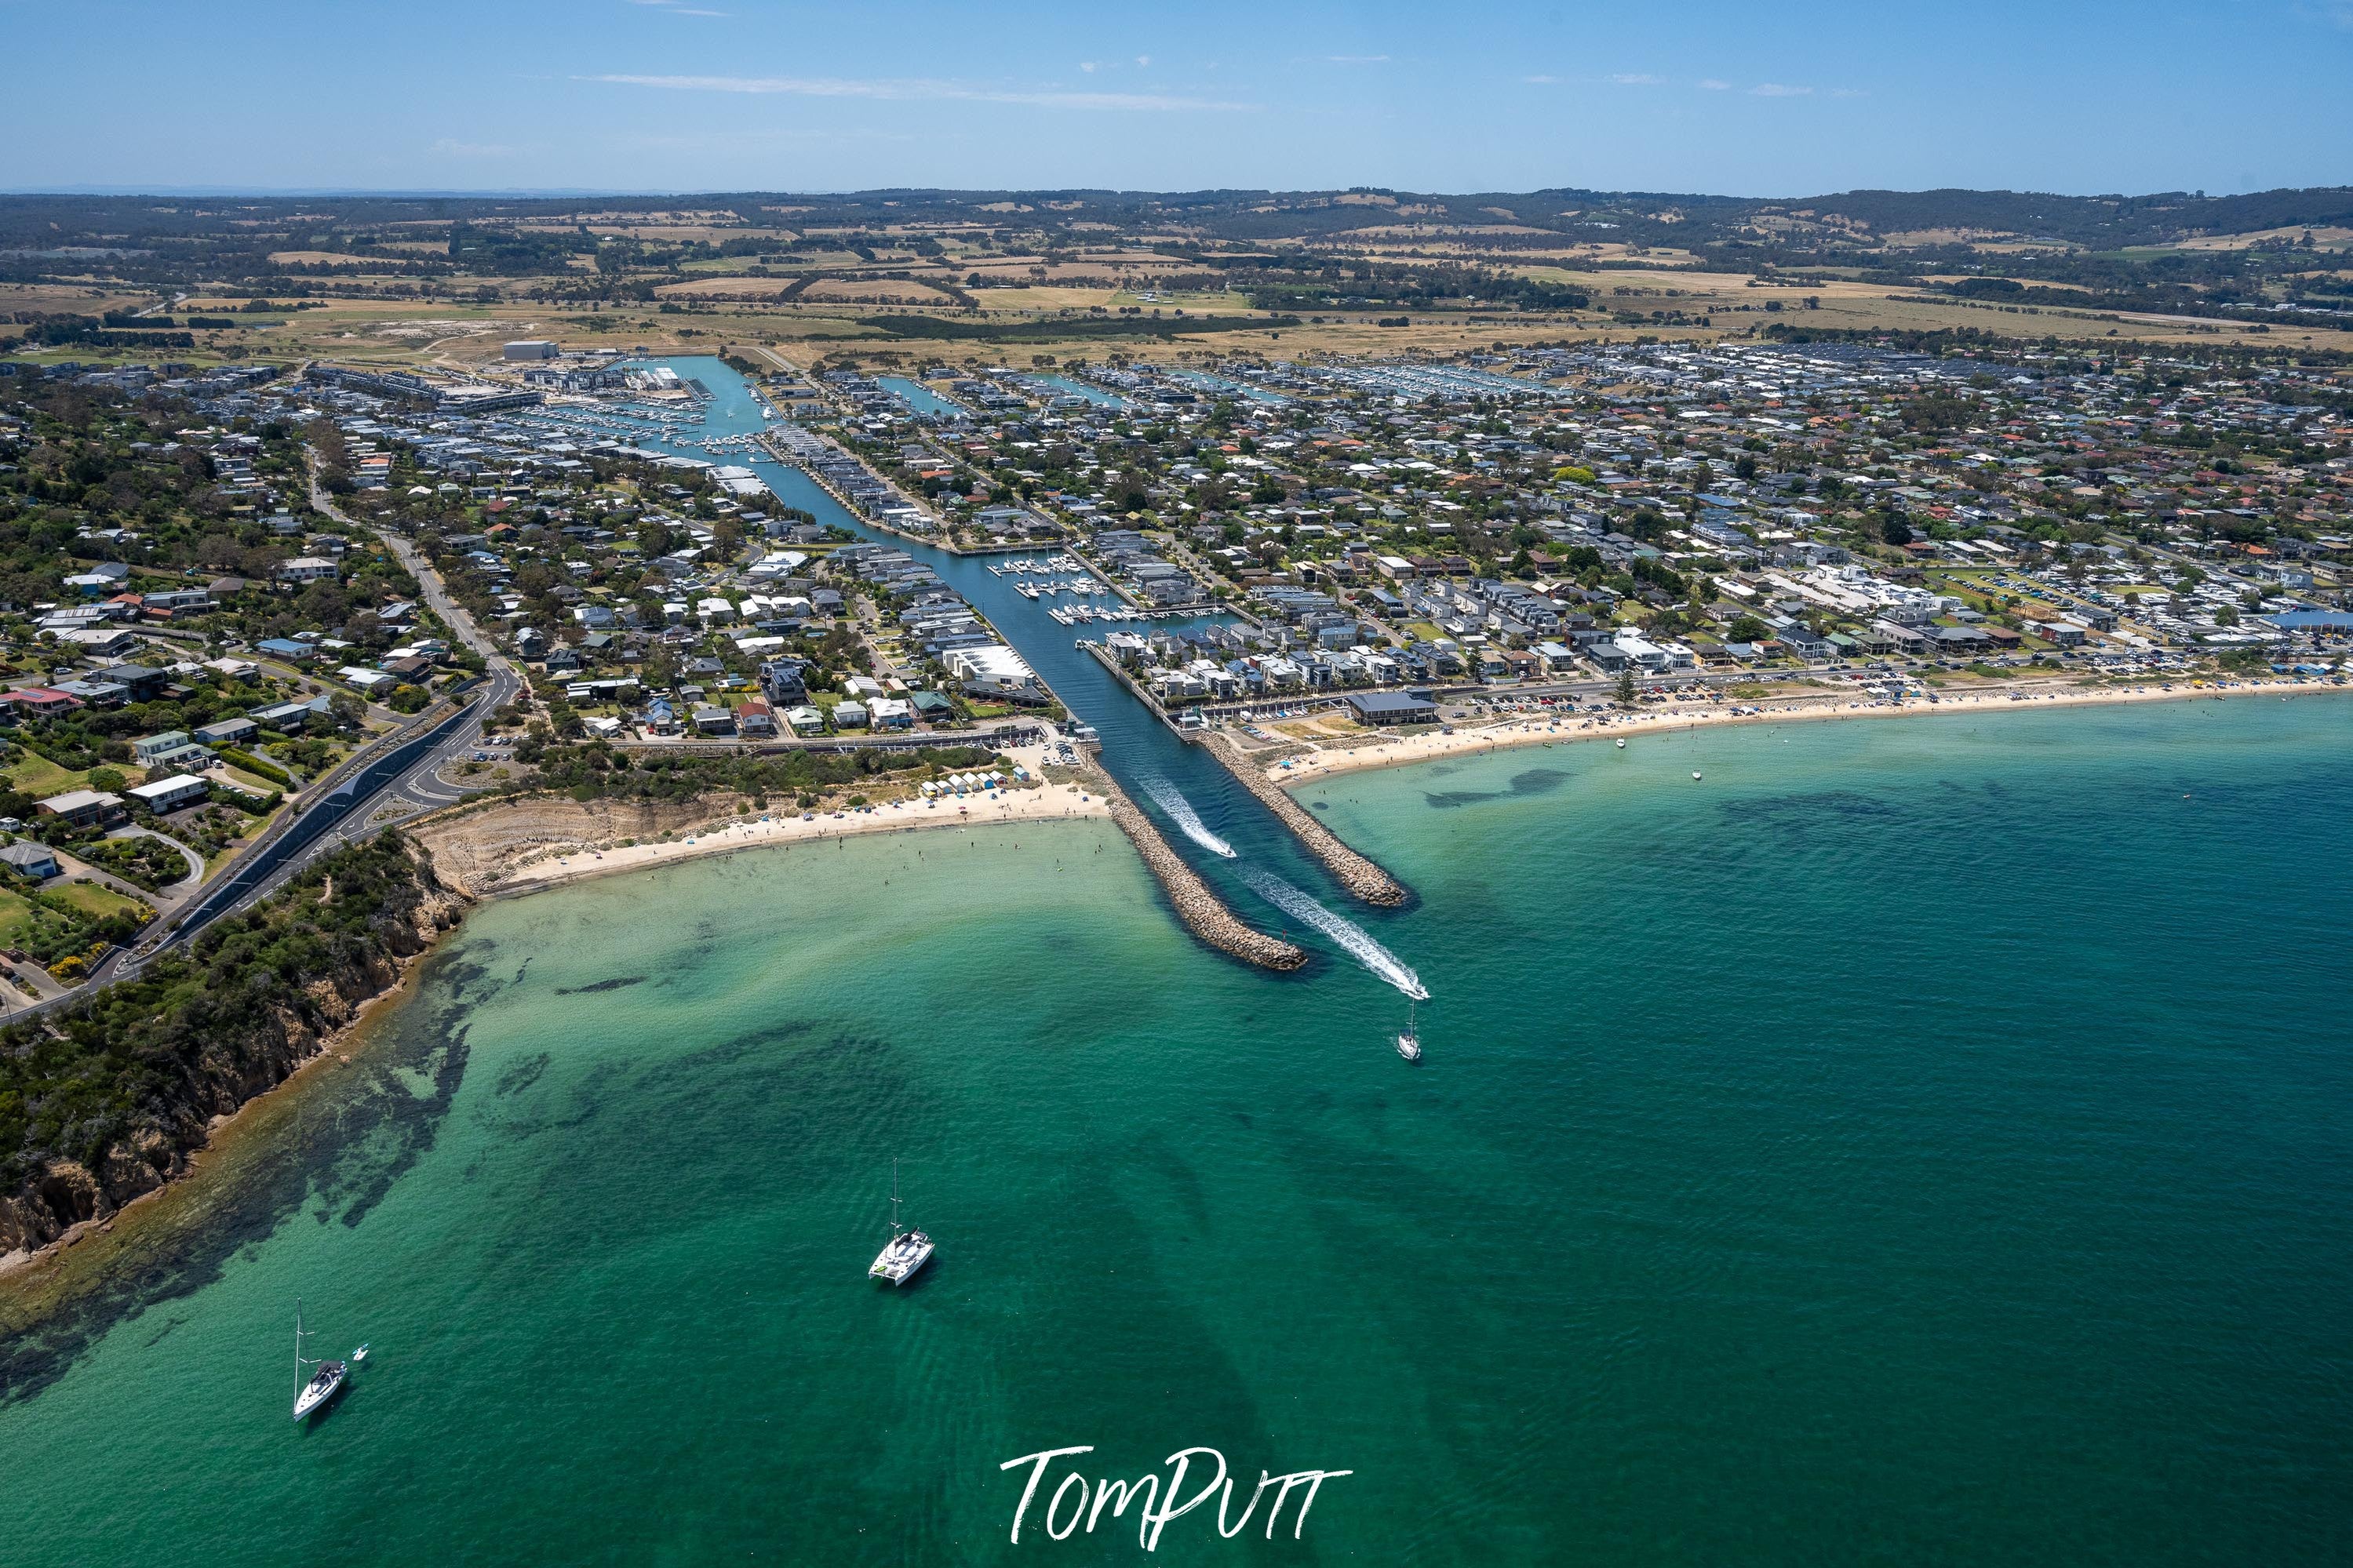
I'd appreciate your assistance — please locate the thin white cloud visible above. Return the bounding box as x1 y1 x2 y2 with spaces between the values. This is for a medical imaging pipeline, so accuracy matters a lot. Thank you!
1610 72 1666 85
1325 54 1391 64
432 139 519 158
1697 78 1730 90
616 127 919 151
1524 74 1562 84
1135 54 1152 67
1079 61 1100 73
1829 87 1868 98
1750 82 1812 96
581 74 1252 111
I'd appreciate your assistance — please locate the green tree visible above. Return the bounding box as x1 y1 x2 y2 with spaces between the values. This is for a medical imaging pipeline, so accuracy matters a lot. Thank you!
1615 668 1637 707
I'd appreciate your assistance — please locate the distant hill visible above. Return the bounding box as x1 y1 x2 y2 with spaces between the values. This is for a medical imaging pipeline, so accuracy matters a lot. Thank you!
5 186 2351 252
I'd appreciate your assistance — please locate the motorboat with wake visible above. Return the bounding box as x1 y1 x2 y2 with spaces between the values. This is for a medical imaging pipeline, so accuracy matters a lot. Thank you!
869 1159 935 1286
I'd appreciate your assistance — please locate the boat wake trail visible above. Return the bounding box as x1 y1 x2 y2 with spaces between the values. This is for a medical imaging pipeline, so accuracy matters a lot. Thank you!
1138 775 1237 858
1243 869 1430 999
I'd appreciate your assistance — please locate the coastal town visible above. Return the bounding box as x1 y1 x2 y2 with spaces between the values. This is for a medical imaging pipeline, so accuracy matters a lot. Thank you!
2 181 2351 1279
5 0 2353 1541
1 299 2349 1008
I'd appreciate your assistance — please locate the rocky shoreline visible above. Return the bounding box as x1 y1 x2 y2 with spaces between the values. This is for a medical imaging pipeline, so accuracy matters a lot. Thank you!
1201 732 1410 908
1096 773 1306 972
0 838 470 1273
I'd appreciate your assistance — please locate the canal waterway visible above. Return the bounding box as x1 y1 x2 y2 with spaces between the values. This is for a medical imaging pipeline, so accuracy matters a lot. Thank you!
628 356 1428 995
876 374 967 420
1033 371 1127 409
1171 368 1288 405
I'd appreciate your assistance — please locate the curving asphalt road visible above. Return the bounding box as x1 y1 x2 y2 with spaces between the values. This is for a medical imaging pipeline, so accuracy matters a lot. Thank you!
0 478 525 1020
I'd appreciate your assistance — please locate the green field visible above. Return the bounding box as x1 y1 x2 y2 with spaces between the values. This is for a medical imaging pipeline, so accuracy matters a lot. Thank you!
0 889 37 948
5 750 87 797
53 879 148 921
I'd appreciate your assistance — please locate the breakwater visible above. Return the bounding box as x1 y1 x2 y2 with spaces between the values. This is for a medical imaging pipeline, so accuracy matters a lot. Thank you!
1202 732 1411 908
1095 772 1306 972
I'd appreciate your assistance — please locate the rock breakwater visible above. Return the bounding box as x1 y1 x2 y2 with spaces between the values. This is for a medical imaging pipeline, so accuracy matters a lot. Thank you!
1202 733 1410 907
1098 777 1306 971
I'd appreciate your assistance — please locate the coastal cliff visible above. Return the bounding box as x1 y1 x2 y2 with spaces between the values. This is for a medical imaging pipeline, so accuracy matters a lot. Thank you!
1200 732 1410 908
0 835 468 1267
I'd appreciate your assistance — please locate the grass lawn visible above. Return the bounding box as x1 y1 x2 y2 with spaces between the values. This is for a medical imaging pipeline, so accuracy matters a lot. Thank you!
54 879 148 920
0 889 35 948
220 765 286 795
5 751 87 797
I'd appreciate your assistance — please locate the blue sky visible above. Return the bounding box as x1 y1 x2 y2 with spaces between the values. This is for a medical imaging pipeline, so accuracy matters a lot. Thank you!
5 0 2350 197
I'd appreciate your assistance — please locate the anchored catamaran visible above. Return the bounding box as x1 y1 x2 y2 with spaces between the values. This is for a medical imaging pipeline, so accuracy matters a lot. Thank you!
291 1301 348 1421
869 1159 935 1286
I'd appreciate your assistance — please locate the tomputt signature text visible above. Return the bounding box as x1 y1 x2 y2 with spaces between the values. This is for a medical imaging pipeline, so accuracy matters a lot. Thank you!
1000 1446 1352 1551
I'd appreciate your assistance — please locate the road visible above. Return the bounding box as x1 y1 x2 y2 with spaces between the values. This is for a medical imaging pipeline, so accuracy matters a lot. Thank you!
293 463 525 832
0 478 527 1020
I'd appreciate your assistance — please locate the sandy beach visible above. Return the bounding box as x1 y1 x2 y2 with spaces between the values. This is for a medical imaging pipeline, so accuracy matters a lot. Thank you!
1254 675 2347 788
489 750 1111 897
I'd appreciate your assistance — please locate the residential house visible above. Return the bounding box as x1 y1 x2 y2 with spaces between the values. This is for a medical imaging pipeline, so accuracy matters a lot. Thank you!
133 730 213 771
129 773 210 814
38 789 126 828
195 717 259 748
0 842 61 880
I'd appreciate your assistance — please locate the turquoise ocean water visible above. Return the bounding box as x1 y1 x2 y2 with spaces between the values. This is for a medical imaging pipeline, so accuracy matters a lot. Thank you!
3 695 2350 1564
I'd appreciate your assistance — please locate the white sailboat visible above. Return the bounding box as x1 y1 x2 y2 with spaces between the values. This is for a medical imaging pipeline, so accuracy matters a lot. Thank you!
290 1301 348 1421
1396 1000 1423 1063
869 1159 935 1286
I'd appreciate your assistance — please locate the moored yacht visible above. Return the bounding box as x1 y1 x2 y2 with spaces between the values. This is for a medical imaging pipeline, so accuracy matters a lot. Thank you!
291 1301 348 1421
1396 1000 1422 1063
869 1160 935 1286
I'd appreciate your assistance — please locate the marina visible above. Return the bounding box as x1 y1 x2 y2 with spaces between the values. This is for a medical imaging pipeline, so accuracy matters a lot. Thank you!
611 356 1429 995
876 375 971 420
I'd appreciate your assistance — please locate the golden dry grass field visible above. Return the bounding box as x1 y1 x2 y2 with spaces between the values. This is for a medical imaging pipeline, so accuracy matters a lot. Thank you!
16 206 2353 375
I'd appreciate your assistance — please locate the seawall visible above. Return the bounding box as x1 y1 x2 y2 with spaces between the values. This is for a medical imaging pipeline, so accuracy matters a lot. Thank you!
1200 731 1410 908
1093 771 1306 972
1078 643 1411 908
